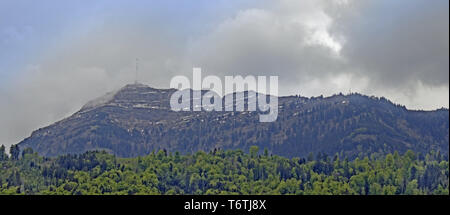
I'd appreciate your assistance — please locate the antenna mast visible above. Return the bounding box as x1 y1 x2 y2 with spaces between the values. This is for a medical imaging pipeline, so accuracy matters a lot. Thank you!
135 58 139 84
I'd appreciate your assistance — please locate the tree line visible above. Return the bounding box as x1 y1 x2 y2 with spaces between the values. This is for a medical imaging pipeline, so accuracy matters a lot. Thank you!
0 144 448 195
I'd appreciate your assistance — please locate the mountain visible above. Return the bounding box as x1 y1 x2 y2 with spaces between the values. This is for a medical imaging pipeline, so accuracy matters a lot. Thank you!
18 83 449 158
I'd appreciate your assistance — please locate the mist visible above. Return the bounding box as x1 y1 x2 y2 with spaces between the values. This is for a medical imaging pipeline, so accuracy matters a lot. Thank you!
0 0 448 149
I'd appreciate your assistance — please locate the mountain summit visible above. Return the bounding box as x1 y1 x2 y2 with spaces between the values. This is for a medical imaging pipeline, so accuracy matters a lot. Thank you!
18 83 449 158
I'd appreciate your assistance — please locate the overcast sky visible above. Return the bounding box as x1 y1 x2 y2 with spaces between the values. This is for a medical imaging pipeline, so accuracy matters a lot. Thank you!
0 0 448 149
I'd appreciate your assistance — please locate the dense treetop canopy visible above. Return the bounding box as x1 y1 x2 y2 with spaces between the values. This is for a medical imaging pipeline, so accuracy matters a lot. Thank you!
0 146 448 195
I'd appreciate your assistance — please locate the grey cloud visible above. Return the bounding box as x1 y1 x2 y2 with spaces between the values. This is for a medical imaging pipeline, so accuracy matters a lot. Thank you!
0 14 190 149
0 0 448 149
331 0 449 89
186 0 448 107
185 3 347 94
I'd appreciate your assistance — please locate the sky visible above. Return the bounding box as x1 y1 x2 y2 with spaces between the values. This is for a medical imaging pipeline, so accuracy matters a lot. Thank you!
0 0 448 149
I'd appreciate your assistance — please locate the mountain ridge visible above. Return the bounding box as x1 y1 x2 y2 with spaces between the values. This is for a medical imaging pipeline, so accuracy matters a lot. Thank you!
18 83 449 158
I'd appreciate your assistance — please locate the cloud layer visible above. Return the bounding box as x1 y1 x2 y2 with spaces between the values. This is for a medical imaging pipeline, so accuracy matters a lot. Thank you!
0 0 448 149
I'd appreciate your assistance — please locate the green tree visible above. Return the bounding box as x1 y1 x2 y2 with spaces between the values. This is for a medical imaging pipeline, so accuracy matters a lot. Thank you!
0 145 7 161
9 144 20 160
250 146 259 158
405 179 420 195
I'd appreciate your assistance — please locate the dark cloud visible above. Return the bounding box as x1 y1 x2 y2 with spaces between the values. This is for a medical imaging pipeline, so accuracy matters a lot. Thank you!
185 0 448 106
332 0 449 88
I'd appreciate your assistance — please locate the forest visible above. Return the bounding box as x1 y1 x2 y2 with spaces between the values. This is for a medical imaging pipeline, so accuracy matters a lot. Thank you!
0 144 448 195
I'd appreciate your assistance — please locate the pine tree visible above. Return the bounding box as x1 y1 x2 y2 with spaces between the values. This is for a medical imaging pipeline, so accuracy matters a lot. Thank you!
9 144 20 160
0 145 7 161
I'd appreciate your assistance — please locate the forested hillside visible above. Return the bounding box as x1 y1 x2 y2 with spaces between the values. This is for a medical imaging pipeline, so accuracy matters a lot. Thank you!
18 84 449 158
0 146 448 195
